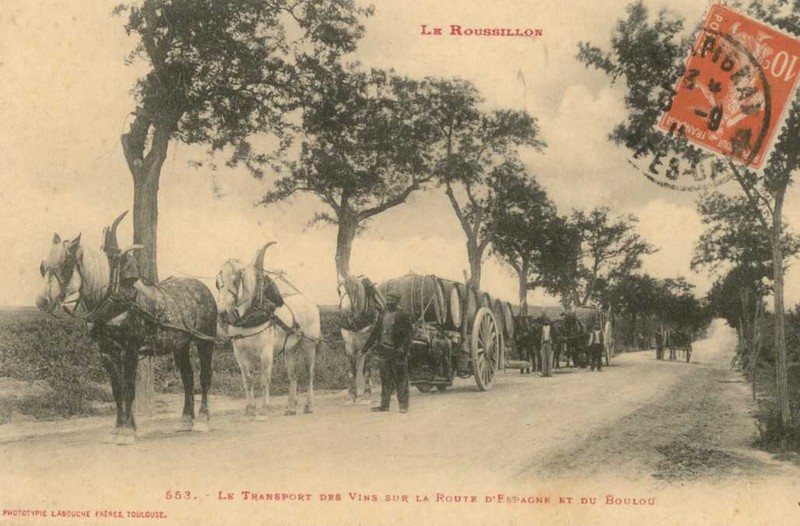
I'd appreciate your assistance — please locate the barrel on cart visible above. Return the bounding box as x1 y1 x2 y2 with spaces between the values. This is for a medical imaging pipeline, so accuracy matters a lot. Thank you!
377 274 507 392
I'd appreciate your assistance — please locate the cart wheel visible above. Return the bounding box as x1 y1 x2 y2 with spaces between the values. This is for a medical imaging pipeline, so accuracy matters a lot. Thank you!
416 383 434 393
436 385 447 392
471 307 500 391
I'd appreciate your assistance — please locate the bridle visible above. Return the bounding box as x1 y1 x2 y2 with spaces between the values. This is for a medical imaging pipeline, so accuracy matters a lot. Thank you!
337 276 380 331
41 247 83 316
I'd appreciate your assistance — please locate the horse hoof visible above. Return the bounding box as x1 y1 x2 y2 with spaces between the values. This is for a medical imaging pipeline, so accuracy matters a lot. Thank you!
303 406 313 414
193 420 210 433
177 419 193 432
104 428 120 444
254 415 270 422
115 432 136 446
344 399 356 406
356 398 372 406
284 410 296 416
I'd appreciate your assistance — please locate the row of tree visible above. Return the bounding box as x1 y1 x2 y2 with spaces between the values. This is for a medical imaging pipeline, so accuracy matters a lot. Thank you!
113 0 666 315
579 0 800 427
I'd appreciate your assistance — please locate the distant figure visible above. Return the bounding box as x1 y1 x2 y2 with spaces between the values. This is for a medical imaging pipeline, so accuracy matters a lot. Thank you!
588 323 604 372
363 291 413 413
655 331 664 360
540 316 554 377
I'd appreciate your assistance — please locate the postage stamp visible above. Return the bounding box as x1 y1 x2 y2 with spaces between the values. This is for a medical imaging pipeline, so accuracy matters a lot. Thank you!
658 3 800 170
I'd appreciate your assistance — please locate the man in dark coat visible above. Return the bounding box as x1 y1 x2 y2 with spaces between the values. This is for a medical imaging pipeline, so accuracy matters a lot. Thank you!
363 291 414 413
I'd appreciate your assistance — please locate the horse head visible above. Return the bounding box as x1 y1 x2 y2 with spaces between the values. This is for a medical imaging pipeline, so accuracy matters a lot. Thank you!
215 242 275 326
36 232 83 314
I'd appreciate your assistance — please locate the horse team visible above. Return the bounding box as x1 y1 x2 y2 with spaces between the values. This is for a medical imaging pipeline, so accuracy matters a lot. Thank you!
36 212 320 444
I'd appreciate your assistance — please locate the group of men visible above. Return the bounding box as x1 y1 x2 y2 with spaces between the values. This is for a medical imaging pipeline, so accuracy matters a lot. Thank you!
535 317 605 376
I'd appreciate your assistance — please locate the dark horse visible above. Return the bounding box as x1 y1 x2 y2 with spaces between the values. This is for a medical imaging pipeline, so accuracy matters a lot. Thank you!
554 313 588 368
36 212 217 445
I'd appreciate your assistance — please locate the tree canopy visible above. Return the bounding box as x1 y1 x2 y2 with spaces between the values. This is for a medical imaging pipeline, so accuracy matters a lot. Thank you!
116 0 372 280
261 66 438 277
485 159 564 313
422 78 545 288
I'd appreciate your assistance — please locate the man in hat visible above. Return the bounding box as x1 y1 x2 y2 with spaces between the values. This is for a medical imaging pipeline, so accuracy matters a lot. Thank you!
540 316 554 377
363 291 414 413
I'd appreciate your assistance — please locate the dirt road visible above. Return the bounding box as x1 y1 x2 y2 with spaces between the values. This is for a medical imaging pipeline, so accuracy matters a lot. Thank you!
1 320 799 525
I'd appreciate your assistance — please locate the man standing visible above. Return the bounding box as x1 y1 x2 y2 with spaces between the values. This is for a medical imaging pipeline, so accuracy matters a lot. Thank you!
540 316 553 377
364 291 414 413
588 323 604 371
655 330 664 360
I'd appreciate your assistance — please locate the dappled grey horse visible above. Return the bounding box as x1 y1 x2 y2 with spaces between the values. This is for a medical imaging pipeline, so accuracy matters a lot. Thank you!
36 211 217 445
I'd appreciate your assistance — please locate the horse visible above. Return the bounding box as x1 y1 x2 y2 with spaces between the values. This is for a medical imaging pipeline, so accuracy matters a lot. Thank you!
216 243 320 419
555 313 588 368
336 275 383 404
35 211 217 445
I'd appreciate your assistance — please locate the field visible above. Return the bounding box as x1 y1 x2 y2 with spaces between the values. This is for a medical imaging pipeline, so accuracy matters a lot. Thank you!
0 307 351 423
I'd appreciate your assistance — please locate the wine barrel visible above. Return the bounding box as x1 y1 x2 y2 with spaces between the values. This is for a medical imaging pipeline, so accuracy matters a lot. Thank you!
492 297 505 338
378 274 446 325
479 291 492 309
438 278 463 331
503 302 515 339
461 286 478 331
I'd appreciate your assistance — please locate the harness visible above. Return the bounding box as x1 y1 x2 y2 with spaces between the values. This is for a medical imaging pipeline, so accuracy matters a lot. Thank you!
59 252 216 342
339 277 381 332
220 269 320 361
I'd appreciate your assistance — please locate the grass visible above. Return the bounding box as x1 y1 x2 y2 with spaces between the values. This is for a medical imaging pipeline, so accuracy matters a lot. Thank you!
0 306 351 422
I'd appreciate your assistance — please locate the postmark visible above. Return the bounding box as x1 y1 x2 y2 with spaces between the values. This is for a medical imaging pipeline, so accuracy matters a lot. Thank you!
632 3 800 191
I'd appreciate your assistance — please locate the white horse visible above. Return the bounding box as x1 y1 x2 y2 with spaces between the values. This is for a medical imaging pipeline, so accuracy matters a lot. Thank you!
337 275 383 405
216 243 320 418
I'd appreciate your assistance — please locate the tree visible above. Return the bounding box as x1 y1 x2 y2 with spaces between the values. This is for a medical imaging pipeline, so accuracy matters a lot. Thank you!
485 159 561 314
693 192 798 370
423 78 545 288
116 0 370 281
578 0 800 425
262 66 437 278
569 207 656 307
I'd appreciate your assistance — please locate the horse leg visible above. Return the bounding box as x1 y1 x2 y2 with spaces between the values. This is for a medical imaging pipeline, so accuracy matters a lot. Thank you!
345 349 358 404
173 345 195 432
304 341 317 414
284 347 299 416
100 347 123 444
195 339 213 432
234 345 257 419
362 351 372 402
116 347 138 445
255 345 274 421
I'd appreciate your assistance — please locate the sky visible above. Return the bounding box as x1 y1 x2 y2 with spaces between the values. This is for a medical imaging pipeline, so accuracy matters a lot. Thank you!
2 0 799 308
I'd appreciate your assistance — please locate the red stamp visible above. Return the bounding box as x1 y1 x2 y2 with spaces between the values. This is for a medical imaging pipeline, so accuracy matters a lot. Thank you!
658 3 800 169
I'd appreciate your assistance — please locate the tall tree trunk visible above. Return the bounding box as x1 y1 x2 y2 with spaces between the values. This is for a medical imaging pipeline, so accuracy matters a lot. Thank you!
121 114 174 417
132 170 160 283
771 192 791 427
467 238 482 289
517 261 529 315
335 216 358 279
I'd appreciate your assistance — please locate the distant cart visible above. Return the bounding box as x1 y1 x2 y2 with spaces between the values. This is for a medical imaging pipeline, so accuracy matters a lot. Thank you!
666 330 693 363
377 274 513 391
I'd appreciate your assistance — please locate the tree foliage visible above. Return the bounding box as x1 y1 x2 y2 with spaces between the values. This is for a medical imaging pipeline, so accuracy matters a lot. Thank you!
485 160 565 313
116 0 372 280
422 78 546 288
569 206 657 306
577 0 800 426
261 66 438 277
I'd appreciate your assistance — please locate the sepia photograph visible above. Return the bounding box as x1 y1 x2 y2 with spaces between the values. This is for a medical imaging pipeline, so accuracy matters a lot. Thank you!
1 0 800 524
